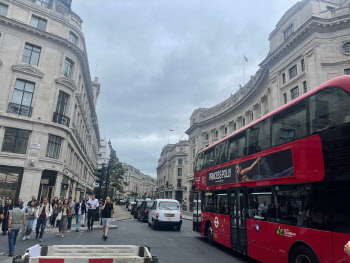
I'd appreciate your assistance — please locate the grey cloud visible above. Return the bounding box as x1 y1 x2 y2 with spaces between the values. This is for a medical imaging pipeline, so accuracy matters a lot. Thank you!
72 0 299 177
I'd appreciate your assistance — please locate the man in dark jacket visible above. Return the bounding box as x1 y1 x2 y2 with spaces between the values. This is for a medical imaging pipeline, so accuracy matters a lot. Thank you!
74 198 86 232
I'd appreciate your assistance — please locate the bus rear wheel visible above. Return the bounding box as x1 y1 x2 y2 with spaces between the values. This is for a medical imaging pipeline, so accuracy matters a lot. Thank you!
205 224 214 245
290 246 319 263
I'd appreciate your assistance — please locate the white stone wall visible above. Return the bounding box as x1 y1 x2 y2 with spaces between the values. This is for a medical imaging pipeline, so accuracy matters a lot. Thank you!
0 0 100 203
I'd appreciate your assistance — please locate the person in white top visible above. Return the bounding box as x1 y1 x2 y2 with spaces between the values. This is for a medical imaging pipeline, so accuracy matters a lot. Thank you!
87 194 99 231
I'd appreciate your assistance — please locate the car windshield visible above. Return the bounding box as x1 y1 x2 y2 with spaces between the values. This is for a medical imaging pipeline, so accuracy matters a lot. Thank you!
147 201 154 208
137 201 142 206
159 201 179 210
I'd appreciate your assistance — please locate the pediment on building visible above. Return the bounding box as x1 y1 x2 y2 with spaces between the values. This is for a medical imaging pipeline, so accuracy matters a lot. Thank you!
12 64 44 79
55 77 77 92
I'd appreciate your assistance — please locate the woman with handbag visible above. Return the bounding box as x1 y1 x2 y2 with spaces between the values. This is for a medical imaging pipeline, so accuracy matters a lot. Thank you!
50 197 58 227
22 200 37 240
54 200 62 227
58 199 71 238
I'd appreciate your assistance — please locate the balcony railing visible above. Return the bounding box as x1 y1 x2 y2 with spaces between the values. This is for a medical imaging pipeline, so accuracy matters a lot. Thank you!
8 102 32 117
53 112 70 127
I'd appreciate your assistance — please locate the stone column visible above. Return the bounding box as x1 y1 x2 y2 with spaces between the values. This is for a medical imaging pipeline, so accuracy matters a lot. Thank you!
53 173 63 199
19 169 43 203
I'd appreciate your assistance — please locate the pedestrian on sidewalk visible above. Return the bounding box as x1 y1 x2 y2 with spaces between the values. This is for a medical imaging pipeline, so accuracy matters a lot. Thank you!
101 197 114 241
87 194 99 231
53 200 62 227
67 197 75 230
50 197 58 227
74 197 86 232
22 201 36 240
82 199 87 227
27 195 37 207
7 202 25 257
2 199 13 236
0 199 4 232
35 198 52 242
58 199 71 238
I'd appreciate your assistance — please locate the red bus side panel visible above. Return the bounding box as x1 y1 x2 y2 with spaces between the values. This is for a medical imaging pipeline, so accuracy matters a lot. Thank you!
332 232 350 263
247 219 333 263
202 212 231 248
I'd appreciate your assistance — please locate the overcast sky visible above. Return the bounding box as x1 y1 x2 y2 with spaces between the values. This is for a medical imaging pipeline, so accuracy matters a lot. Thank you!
72 0 298 178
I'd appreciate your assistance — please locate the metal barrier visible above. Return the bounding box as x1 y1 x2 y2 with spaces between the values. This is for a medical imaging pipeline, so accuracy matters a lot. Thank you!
13 245 158 263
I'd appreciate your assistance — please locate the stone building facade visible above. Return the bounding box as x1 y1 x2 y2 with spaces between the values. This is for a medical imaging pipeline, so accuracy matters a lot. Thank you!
0 0 100 203
186 0 350 190
156 140 190 202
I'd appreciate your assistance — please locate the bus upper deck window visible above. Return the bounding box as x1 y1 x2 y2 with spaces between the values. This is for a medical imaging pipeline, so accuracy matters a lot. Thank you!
309 87 350 134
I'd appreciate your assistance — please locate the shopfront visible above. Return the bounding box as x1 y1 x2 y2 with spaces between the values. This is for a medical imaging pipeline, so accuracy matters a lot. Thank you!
60 175 69 200
38 170 57 204
0 165 23 201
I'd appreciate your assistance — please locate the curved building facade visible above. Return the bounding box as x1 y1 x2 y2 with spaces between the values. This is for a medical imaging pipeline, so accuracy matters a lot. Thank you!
0 0 100 203
186 0 350 188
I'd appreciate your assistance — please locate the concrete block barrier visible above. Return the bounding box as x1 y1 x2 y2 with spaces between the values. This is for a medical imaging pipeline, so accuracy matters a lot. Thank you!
13 245 158 263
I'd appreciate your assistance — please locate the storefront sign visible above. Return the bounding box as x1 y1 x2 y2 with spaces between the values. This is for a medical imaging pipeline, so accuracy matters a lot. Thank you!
75 188 81 191
61 184 69 190
30 143 40 150
41 179 49 185
80 190 85 193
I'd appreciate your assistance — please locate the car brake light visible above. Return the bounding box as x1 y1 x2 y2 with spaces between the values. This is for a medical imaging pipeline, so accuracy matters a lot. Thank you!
156 212 159 218
180 213 182 219
145 210 147 213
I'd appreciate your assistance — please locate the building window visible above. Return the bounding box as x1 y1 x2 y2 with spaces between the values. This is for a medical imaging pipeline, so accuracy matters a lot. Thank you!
291 86 299 100
35 0 50 8
249 112 253 122
8 79 34 117
258 104 262 116
30 16 47 31
177 179 182 187
69 32 78 45
178 158 183 165
289 65 297 79
224 127 228 135
179 147 183 152
301 59 305 71
205 133 209 141
282 73 286 84
284 24 294 40
2 128 30 154
234 122 236 131
53 91 70 127
283 93 287 104
46 135 62 159
0 3 8 16
327 6 335 10
22 43 41 66
64 58 74 78
214 130 218 138
343 43 350 54
345 68 350 75
178 168 182 176
242 118 246 126
303 81 307 93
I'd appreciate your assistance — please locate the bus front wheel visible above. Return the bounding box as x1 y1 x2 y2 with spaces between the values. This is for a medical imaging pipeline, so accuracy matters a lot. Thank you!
290 246 319 263
205 224 214 245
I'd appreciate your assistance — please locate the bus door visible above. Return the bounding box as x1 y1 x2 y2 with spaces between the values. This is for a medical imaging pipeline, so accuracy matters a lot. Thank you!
192 191 201 233
229 188 248 253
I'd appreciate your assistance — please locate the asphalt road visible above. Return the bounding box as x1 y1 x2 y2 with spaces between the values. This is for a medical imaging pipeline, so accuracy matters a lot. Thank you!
0 210 257 263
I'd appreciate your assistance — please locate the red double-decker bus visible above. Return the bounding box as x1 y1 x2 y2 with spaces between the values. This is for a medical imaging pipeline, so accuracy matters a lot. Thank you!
192 76 350 263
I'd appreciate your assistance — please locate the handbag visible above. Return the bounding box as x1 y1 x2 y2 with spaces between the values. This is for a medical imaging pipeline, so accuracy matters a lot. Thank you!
56 211 62 221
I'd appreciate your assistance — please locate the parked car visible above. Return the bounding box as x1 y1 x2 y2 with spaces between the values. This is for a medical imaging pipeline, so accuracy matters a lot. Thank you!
137 200 154 222
133 201 143 219
119 199 127 205
148 199 182 231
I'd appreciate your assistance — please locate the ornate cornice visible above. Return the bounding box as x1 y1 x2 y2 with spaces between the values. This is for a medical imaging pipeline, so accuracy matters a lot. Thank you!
12 64 44 78
260 13 350 68
55 77 76 92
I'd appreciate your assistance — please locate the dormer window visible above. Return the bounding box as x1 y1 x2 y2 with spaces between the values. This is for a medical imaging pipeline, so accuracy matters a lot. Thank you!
0 3 8 17
35 0 50 8
343 43 350 54
284 24 294 40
